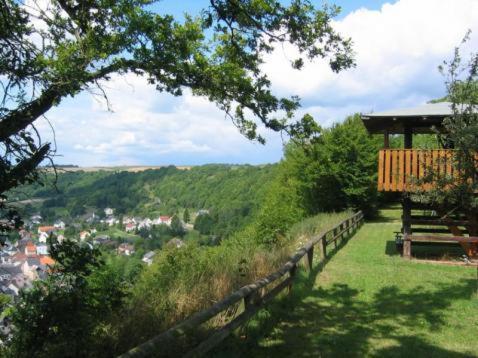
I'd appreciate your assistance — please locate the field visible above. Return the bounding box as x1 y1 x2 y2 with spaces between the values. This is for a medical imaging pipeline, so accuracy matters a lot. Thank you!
215 205 478 357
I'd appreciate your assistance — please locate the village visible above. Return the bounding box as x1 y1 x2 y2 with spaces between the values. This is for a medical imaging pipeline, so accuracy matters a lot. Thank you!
0 206 201 308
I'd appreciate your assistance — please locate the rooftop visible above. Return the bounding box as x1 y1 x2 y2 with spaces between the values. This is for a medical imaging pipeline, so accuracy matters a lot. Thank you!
361 102 477 134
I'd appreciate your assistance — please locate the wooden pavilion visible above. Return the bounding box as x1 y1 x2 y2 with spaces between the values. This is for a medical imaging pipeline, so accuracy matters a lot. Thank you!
361 102 478 259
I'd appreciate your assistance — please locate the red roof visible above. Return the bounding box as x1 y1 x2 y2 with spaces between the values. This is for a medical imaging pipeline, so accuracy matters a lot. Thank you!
25 243 37 255
38 226 56 233
40 256 55 266
160 216 171 221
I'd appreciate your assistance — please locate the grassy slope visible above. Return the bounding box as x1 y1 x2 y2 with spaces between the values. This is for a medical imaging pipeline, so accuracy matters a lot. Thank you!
216 206 478 357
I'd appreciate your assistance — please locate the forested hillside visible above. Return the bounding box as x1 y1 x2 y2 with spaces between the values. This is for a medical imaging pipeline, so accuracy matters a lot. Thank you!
13 164 276 238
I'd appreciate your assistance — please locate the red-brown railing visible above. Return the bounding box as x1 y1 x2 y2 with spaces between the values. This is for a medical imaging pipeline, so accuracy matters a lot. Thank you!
377 149 457 192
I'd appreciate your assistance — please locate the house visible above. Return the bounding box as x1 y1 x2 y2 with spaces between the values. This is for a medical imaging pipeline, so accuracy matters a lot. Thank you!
104 208 114 216
53 220 65 229
24 242 37 257
142 251 155 265
79 231 91 241
86 213 97 223
156 216 172 226
36 244 48 255
105 217 119 226
125 222 136 232
117 243 135 256
122 217 136 225
93 235 111 245
22 257 41 280
18 229 32 240
39 256 55 267
37 226 56 235
57 234 65 243
166 238 184 249
30 215 42 224
138 218 153 230
197 209 209 216
38 231 49 243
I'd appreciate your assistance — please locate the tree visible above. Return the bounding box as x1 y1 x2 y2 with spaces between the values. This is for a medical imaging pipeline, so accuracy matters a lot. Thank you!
183 208 190 224
170 215 185 237
194 213 215 235
7 238 126 357
413 34 478 243
0 0 354 210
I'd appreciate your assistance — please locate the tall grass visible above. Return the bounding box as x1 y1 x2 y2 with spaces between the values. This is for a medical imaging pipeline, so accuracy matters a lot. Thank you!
108 211 353 354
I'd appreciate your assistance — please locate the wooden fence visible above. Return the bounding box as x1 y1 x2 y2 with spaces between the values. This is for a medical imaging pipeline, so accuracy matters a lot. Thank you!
118 211 364 358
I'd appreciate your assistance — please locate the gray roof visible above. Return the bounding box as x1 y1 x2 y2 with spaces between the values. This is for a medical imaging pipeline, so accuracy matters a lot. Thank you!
143 251 155 260
361 102 477 134
363 102 454 118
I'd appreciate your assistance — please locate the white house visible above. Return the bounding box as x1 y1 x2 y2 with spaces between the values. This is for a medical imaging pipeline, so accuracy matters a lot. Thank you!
125 222 136 232
105 217 119 226
104 208 114 216
30 215 42 224
155 216 172 226
142 251 155 265
138 218 153 230
54 220 65 229
38 232 49 243
79 231 91 241
36 245 48 255
117 243 135 256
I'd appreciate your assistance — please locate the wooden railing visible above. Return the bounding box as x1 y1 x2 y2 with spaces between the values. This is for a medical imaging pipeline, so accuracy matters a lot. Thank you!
118 211 364 358
378 149 456 192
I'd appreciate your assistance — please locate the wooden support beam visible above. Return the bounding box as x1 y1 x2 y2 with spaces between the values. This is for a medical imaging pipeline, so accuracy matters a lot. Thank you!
404 127 413 149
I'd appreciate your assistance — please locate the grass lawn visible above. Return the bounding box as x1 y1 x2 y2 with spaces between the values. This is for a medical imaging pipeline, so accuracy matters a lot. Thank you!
214 205 478 357
97 227 142 242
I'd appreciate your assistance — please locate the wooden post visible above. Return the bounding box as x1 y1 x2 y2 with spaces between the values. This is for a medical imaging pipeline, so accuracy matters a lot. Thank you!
404 127 413 149
402 196 412 258
288 264 297 293
244 293 254 311
307 246 314 271
402 196 412 236
403 236 412 258
322 235 327 258
384 130 390 148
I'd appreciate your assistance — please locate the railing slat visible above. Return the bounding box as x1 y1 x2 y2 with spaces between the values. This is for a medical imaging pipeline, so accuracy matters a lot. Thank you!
377 149 466 192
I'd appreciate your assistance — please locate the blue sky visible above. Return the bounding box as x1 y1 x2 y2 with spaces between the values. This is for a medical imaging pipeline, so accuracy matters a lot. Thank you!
37 0 478 166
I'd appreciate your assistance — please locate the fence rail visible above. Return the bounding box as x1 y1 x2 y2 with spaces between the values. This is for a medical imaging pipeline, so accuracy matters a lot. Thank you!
119 211 364 358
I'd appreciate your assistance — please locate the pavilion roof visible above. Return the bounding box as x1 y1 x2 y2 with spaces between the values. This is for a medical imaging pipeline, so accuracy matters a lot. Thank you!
361 102 454 134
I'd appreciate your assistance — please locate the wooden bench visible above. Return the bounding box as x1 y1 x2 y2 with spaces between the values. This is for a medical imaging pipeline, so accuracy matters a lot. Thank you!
403 234 478 258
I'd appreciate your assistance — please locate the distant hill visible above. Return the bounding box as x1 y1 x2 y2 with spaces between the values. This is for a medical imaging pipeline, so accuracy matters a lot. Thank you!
43 165 192 172
13 164 277 238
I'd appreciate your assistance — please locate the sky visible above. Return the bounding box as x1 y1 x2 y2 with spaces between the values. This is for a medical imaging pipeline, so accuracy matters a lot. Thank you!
36 0 478 166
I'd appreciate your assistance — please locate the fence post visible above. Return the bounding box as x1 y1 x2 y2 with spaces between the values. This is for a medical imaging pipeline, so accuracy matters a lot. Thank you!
307 246 314 271
321 235 327 258
288 264 297 293
243 292 254 311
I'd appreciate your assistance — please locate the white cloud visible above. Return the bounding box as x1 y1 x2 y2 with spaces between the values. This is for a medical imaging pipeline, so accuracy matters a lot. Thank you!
263 0 478 113
37 0 478 165
41 73 283 166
